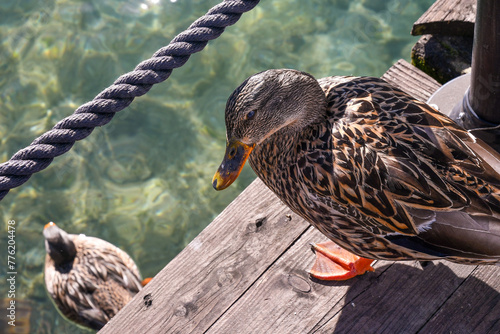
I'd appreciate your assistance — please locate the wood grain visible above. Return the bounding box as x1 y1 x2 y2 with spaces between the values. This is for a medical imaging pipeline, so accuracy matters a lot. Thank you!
382 59 441 102
411 0 476 36
418 265 500 334
100 179 310 333
311 262 477 333
206 228 394 333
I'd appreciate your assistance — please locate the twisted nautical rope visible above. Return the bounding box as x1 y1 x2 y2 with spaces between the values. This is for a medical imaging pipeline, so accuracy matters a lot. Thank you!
0 0 260 201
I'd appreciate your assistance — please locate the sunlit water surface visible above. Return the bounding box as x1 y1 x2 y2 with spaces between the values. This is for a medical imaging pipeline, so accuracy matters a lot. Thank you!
0 0 433 332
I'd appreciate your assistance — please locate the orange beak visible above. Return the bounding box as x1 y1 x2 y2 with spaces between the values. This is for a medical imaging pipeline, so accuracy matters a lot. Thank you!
44 222 56 229
213 140 255 191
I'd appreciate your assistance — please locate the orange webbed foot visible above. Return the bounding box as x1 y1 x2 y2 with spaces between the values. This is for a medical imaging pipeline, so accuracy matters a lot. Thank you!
141 278 153 286
308 240 375 281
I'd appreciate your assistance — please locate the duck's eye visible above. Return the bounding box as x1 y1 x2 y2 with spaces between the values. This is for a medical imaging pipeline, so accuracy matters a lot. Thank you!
245 110 256 120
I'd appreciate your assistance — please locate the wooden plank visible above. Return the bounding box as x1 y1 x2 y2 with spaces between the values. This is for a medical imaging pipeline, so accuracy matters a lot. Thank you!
411 0 476 37
418 265 500 334
205 227 396 333
382 59 441 102
100 179 311 333
310 262 478 333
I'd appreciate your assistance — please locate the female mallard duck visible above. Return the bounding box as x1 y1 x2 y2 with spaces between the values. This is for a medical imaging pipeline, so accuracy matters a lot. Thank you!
43 222 145 330
213 69 500 280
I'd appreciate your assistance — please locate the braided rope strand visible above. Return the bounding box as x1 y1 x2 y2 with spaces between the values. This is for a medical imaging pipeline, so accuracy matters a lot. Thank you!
0 0 260 201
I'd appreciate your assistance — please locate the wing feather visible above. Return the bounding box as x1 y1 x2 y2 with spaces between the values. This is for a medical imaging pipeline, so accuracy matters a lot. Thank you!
310 77 500 240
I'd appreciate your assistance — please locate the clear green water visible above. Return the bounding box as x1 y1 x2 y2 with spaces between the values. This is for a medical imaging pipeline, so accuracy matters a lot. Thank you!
0 0 433 332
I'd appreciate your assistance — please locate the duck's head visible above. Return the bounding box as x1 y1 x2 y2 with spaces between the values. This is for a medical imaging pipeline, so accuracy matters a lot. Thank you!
213 69 326 190
43 222 77 266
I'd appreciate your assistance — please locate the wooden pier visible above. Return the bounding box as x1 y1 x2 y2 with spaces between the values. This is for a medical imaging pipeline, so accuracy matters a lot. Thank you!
101 1 500 332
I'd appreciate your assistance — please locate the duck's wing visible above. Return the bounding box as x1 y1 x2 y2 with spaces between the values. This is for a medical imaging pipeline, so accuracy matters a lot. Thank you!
45 257 109 330
85 237 143 292
305 77 500 258
390 207 500 261
80 239 143 329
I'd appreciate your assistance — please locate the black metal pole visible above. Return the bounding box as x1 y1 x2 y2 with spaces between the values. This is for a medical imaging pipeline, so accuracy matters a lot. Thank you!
450 0 500 151
469 0 500 123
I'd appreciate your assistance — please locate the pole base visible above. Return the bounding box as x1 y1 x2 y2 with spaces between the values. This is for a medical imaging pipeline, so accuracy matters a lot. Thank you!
427 73 500 153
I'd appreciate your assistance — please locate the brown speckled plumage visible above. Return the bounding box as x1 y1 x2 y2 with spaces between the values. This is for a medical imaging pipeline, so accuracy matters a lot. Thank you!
216 69 500 265
43 223 142 330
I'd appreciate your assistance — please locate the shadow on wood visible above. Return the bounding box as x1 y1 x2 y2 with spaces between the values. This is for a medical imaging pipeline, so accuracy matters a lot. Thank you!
311 263 500 334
